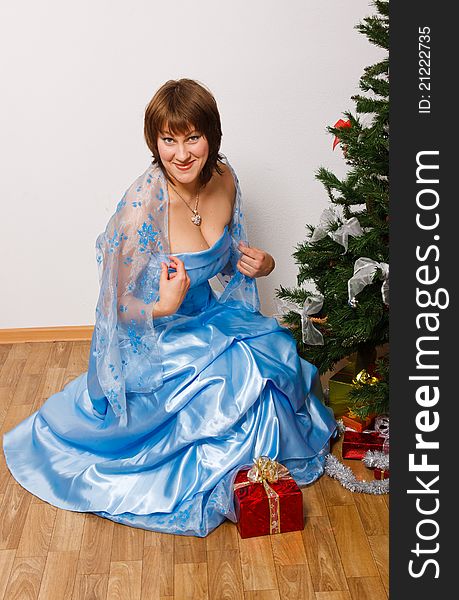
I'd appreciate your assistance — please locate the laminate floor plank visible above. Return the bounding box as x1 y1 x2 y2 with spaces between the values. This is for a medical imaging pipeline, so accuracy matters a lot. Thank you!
368 535 389 596
302 516 348 592
37 550 79 600
106 560 143 600
275 564 315 600
0 549 16 600
3 555 46 600
207 548 244 600
77 515 114 575
16 503 57 558
72 573 109 600
239 535 278 591
174 562 208 599
327 506 378 578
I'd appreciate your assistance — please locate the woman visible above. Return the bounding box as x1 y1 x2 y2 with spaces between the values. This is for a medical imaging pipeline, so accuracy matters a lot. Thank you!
3 79 337 537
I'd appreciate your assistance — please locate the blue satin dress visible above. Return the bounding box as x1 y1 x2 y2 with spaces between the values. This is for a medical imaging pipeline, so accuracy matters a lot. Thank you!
3 224 337 537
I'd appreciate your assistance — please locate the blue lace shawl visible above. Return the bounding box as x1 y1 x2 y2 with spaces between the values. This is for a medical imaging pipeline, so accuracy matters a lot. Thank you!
90 155 260 426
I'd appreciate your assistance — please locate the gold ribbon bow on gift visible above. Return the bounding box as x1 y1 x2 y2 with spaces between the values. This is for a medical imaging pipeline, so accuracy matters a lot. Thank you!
345 370 380 416
347 409 359 420
352 369 379 387
234 456 292 534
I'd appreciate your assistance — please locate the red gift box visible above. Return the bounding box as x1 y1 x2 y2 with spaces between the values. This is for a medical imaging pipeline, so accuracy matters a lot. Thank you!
234 459 304 538
341 411 374 432
374 467 390 480
342 430 385 460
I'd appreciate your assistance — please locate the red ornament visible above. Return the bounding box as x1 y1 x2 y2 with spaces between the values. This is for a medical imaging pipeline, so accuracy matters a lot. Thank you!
333 118 352 150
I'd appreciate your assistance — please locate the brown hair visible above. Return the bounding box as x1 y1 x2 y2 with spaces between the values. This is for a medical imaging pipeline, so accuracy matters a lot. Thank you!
144 78 224 186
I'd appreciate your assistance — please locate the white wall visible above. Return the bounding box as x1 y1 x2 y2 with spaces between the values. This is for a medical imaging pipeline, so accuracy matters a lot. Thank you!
0 0 385 328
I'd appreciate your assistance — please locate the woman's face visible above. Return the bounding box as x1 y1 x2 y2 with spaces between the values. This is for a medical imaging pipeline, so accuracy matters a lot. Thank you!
157 124 209 187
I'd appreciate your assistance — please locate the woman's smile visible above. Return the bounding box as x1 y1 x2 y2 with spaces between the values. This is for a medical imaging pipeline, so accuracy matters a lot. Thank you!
174 161 195 171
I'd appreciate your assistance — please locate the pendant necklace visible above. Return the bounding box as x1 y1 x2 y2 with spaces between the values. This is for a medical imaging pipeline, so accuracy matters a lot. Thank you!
170 183 202 226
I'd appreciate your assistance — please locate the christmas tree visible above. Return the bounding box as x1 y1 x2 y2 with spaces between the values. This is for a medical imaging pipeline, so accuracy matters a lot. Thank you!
275 0 389 418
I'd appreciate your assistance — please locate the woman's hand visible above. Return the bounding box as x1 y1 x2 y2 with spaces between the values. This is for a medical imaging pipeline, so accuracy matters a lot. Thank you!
236 242 275 278
153 256 191 318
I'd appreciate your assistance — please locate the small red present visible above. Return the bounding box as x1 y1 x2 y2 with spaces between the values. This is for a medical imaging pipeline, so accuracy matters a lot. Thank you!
234 457 304 538
374 468 390 480
342 430 385 460
341 411 374 432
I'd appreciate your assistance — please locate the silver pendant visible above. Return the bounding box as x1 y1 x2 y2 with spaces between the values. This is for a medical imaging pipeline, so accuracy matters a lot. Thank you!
191 212 202 226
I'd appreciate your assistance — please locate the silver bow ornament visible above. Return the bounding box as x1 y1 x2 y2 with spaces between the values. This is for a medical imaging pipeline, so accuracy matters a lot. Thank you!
309 206 366 253
348 258 389 307
274 295 324 345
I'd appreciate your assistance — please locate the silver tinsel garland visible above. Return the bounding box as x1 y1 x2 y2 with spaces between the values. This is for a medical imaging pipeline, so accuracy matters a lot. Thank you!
324 419 390 494
325 454 389 494
362 449 389 470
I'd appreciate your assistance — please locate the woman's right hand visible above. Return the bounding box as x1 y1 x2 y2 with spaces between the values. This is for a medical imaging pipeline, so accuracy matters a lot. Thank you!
153 256 190 318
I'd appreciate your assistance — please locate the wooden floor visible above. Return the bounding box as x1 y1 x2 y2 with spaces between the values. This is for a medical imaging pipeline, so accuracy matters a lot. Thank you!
0 341 389 600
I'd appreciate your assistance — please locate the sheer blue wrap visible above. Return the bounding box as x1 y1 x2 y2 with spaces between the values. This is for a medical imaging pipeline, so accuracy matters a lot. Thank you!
90 156 260 426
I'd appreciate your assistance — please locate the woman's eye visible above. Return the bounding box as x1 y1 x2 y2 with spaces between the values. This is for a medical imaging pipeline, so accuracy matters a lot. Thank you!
188 135 201 142
162 137 174 144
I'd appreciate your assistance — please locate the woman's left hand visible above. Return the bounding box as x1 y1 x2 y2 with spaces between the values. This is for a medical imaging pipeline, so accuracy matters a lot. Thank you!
236 242 275 278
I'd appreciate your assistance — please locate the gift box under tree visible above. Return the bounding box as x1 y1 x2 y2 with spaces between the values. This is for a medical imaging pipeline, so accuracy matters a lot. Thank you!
234 456 304 538
341 410 374 432
342 430 385 460
328 363 357 417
